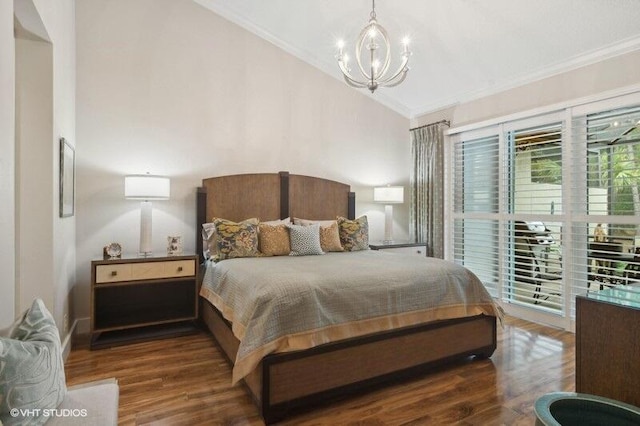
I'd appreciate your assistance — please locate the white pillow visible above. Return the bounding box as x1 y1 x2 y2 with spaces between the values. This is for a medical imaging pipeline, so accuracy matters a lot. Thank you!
293 217 336 227
0 299 67 425
261 217 291 225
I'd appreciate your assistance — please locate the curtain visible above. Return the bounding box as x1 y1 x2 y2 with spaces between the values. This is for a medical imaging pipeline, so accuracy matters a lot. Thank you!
410 123 446 258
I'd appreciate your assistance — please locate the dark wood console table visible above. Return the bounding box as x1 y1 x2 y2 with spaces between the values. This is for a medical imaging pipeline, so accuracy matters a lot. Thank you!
576 287 640 407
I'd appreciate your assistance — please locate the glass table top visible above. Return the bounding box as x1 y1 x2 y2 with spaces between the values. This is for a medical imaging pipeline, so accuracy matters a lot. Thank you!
585 285 640 309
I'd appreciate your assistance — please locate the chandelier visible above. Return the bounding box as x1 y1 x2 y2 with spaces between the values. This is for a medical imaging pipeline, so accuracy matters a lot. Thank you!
336 0 411 93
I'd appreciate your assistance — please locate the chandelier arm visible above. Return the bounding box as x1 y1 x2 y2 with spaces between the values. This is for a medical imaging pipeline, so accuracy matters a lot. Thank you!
338 59 369 87
380 68 409 87
338 58 370 87
343 75 370 89
378 55 410 85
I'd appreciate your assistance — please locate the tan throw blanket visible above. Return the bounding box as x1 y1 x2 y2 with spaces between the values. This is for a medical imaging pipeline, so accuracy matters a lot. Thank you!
200 250 498 384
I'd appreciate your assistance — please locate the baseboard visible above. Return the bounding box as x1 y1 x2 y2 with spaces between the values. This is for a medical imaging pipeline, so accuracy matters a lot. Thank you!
61 319 78 362
75 317 90 335
61 317 90 362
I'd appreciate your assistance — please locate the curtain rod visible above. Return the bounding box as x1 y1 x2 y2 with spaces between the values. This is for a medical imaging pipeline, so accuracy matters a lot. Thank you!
409 119 451 132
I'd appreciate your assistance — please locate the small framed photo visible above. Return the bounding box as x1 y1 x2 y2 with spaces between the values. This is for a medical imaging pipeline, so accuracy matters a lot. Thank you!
59 138 75 218
167 235 183 255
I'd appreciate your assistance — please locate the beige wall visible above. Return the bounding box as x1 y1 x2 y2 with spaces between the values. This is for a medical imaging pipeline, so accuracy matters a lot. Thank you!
1 0 76 346
412 49 640 128
0 1 15 326
74 0 411 327
15 37 54 316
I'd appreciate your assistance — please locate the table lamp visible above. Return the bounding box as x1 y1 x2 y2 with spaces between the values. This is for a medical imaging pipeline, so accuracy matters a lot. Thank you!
374 186 404 244
125 174 170 256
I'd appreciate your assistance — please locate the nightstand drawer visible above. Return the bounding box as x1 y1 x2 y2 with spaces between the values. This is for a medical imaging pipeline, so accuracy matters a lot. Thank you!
131 260 195 280
163 260 195 278
386 246 426 256
95 264 133 283
369 242 428 257
96 260 195 283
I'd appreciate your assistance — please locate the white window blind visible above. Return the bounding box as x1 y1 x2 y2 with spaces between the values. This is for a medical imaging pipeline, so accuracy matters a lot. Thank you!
568 104 640 316
452 135 500 297
504 122 564 312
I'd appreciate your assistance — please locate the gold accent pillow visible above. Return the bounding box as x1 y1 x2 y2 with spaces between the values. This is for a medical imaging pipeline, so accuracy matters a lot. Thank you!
337 215 369 251
258 224 291 256
320 222 344 252
212 217 260 261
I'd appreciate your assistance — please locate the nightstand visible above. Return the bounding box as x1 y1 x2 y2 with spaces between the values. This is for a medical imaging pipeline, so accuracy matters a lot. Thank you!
369 242 428 256
90 254 199 349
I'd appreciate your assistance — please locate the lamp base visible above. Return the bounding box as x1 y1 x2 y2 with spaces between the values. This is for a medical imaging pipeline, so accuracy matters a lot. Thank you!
382 239 394 245
383 204 394 244
139 201 153 256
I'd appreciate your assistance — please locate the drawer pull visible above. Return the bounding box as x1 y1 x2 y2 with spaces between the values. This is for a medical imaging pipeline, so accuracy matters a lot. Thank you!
177 266 183 272
417 250 422 254
110 271 118 277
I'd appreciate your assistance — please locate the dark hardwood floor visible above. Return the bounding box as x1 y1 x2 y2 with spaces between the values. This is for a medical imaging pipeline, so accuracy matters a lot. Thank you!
65 316 575 425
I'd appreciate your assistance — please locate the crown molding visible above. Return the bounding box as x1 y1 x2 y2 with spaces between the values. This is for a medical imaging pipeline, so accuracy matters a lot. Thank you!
410 35 640 119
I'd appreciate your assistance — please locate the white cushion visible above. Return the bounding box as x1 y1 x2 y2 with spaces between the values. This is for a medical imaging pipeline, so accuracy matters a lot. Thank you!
47 379 119 426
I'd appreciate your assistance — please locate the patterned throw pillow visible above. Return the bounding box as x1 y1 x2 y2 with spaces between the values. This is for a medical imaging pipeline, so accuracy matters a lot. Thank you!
287 224 324 256
258 224 291 256
319 222 344 252
213 217 260 261
0 299 67 425
203 218 259 260
337 216 369 251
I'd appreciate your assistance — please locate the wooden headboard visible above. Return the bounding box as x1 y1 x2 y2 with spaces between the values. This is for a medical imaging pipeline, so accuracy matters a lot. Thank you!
197 171 355 260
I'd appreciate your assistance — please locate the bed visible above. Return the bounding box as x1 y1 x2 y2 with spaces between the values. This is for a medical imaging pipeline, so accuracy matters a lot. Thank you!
196 171 498 424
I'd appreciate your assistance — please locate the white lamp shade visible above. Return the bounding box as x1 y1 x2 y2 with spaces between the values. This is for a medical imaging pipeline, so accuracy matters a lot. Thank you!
125 175 170 200
374 186 404 204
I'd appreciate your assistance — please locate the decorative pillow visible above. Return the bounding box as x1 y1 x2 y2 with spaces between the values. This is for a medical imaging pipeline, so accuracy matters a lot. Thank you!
319 222 344 252
203 218 258 260
337 216 369 251
287 224 324 256
293 217 336 227
201 222 216 260
0 299 67 425
213 218 259 261
258 224 291 256
261 217 291 225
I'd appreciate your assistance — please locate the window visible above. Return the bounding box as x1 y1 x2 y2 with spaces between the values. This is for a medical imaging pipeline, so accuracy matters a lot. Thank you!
448 91 640 329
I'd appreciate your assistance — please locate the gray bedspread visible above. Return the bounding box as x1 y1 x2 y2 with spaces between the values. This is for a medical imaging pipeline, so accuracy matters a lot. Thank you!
200 250 498 383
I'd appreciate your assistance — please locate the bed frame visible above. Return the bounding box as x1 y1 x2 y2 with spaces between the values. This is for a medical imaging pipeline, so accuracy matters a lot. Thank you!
197 171 497 424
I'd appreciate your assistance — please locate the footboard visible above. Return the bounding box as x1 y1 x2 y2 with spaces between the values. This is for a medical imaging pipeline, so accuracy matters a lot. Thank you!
201 300 496 424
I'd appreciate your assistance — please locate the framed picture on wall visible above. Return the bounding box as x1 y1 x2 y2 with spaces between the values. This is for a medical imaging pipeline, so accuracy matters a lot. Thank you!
59 137 75 218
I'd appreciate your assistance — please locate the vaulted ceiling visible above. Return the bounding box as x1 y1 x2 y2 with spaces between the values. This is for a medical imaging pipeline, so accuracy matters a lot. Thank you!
194 0 640 118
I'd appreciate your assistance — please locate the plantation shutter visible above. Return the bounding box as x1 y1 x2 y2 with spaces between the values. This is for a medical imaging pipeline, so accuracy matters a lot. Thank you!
568 103 640 316
452 132 501 297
